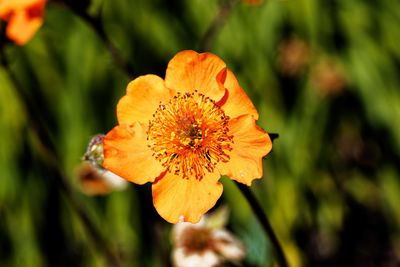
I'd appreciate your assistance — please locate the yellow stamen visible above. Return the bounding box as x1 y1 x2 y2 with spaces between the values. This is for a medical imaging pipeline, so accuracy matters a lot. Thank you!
147 92 233 180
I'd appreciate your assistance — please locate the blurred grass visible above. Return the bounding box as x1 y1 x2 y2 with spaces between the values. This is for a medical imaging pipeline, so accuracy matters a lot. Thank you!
1 0 400 266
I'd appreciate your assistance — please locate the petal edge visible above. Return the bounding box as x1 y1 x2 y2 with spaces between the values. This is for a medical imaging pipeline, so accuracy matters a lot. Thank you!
103 123 164 185
117 75 170 125
218 115 272 185
152 171 223 223
165 50 226 102
220 69 259 120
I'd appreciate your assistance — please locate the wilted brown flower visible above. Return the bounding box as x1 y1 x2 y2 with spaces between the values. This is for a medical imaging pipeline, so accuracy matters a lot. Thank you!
278 37 310 76
78 134 127 195
311 58 346 96
171 207 245 267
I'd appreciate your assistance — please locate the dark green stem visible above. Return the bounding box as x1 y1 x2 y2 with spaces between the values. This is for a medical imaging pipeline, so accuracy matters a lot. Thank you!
199 0 240 51
59 0 136 78
0 46 121 267
235 181 289 267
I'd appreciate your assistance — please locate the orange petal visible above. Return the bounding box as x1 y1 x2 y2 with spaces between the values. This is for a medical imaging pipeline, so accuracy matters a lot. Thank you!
152 171 223 223
0 3 11 17
244 0 264 5
220 69 259 120
117 74 171 125
103 123 164 185
165 50 226 101
6 9 42 45
0 0 39 15
218 115 272 185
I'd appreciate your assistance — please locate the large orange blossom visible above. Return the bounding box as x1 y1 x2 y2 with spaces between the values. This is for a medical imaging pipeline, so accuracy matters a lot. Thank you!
103 50 272 223
0 0 46 45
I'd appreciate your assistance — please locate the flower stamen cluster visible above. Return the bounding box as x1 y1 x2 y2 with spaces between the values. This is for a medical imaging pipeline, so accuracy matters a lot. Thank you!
147 91 233 180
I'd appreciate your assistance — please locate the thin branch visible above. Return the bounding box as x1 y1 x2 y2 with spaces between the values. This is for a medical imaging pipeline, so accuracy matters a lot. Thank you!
0 45 121 267
59 0 135 78
235 182 289 267
199 0 240 51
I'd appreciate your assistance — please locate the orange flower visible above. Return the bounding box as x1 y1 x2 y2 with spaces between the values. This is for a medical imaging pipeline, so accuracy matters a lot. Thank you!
103 50 272 223
244 0 263 5
0 0 46 45
278 37 310 76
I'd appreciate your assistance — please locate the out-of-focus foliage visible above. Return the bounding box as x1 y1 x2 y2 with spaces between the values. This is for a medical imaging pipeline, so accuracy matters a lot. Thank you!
1 0 399 266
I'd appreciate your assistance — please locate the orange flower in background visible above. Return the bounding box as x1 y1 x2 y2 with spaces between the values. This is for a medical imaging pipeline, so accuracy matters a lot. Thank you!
244 0 264 5
278 37 310 76
0 0 46 45
311 58 346 96
103 50 272 223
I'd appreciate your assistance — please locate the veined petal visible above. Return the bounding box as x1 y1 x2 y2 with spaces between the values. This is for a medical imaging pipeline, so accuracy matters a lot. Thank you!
165 50 226 101
218 115 272 185
103 123 164 185
117 75 171 125
152 171 223 224
220 69 259 120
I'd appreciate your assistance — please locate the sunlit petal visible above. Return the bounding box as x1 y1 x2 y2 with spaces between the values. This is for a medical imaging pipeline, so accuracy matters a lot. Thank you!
218 115 272 185
165 50 226 101
117 75 171 125
152 171 222 223
220 69 259 120
103 123 164 185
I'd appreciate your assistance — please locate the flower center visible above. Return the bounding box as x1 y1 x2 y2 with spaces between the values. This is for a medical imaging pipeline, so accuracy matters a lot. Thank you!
181 227 213 253
147 91 233 180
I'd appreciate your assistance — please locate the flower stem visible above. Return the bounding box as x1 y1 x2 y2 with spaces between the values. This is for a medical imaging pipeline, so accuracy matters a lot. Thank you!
199 0 240 51
0 45 121 267
235 181 289 267
60 0 136 78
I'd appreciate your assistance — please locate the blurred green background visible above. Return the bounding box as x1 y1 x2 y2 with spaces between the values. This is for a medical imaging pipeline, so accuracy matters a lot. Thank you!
1 0 400 266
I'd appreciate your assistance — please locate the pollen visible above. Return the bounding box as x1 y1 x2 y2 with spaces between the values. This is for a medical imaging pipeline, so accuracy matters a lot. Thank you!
147 91 233 180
